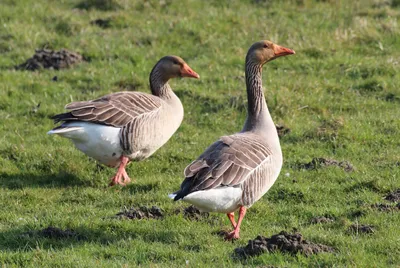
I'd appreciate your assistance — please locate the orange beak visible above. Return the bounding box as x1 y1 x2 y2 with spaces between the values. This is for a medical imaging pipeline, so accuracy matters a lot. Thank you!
181 64 200 79
273 45 295 58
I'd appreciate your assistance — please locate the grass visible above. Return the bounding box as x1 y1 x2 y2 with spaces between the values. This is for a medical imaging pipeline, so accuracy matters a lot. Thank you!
0 0 400 266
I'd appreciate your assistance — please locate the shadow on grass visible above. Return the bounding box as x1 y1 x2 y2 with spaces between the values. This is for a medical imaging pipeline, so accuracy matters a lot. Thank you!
0 172 88 189
0 223 178 252
122 181 161 194
74 0 121 11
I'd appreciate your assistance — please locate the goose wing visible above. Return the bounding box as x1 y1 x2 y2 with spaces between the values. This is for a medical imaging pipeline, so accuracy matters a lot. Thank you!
174 133 276 205
52 91 162 127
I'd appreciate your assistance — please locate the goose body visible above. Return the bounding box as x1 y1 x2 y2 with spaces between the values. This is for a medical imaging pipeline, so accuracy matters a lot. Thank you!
170 41 295 239
49 56 199 185
170 133 283 212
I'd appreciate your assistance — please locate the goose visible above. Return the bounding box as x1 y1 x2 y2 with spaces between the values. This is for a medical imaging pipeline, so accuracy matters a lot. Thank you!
48 56 199 186
169 41 295 240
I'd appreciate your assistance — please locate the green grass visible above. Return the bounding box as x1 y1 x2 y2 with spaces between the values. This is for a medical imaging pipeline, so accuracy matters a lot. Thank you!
1 0 400 266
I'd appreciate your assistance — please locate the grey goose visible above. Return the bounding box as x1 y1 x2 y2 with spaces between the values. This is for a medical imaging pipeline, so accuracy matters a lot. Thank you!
170 41 295 240
48 56 199 186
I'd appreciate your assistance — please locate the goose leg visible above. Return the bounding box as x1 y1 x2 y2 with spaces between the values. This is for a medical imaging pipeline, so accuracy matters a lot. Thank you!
227 212 237 228
109 156 130 186
225 207 247 240
121 168 132 184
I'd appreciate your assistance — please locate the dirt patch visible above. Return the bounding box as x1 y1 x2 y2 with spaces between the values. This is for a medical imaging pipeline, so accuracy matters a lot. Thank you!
16 49 84 71
348 209 367 219
384 189 400 202
311 216 335 224
234 231 335 259
21 226 84 240
371 203 399 212
348 224 375 234
213 230 230 237
175 205 209 221
299 157 354 172
115 206 164 220
91 18 111 28
275 124 291 138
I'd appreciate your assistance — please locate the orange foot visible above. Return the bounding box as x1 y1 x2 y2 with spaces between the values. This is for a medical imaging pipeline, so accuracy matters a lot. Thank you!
225 230 240 240
224 206 247 241
108 156 131 186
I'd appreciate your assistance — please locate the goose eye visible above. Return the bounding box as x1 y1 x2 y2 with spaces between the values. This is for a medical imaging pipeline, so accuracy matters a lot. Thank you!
173 60 179 65
263 44 269 48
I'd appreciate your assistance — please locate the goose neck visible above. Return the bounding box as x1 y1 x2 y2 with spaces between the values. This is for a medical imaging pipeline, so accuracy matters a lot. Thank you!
149 67 173 99
242 61 275 135
245 62 265 117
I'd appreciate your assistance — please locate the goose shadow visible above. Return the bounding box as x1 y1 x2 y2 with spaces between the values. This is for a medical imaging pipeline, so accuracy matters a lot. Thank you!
0 172 88 189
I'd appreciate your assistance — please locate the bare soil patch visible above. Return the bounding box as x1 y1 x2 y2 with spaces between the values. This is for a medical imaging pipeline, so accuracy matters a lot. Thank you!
371 203 399 212
115 206 164 220
348 224 375 234
91 18 111 28
299 157 354 172
234 231 335 259
175 205 209 221
385 189 400 202
311 216 335 224
16 49 83 71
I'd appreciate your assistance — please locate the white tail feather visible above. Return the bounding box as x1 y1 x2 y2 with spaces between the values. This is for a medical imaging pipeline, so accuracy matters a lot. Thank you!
47 127 82 135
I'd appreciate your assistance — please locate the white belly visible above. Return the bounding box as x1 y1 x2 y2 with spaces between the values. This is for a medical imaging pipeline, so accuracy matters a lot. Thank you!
181 186 243 213
48 122 123 167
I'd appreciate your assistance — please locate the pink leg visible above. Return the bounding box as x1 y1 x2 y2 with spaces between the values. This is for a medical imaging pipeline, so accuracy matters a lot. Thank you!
121 169 132 184
109 156 130 186
227 212 237 228
225 207 247 240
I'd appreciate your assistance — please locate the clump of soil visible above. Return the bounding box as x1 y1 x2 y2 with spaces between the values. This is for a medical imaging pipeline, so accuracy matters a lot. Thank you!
275 124 291 138
371 203 399 212
348 224 375 234
16 49 84 71
91 18 111 28
349 209 367 218
234 231 335 259
22 226 83 240
213 230 230 237
384 189 400 202
175 205 209 221
311 216 335 224
299 157 354 172
115 206 164 220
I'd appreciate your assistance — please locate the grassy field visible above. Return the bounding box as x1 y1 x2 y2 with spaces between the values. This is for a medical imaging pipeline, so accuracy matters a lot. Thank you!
1 0 400 266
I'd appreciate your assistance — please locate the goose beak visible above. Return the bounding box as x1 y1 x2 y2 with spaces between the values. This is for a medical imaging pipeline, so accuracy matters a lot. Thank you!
181 64 200 79
273 45 295 58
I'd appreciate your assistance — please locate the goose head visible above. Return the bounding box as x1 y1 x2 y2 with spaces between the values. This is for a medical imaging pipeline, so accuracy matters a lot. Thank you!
156 55 200 80
246 40 295 66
